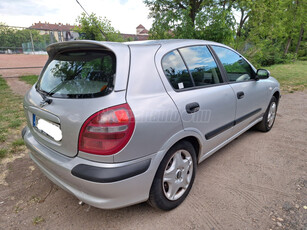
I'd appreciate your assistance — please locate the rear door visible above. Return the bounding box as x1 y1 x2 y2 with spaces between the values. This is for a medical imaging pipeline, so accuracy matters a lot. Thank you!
159 45 237 157
210 45 269 134
24 42 130 159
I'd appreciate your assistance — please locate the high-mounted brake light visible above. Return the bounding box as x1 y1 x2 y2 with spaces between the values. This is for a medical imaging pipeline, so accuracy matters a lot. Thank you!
78 104 135 155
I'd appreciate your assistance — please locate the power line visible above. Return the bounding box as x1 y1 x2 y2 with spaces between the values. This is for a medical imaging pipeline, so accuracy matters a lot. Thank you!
75 0 108 40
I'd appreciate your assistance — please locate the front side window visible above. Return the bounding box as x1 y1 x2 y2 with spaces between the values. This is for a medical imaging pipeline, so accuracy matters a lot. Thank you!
212 46 255 82
162 50 193 89
179 46 222 86
37 50 116 98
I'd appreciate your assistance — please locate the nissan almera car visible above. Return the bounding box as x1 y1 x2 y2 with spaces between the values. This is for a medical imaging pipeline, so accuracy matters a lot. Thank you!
22 39 280 210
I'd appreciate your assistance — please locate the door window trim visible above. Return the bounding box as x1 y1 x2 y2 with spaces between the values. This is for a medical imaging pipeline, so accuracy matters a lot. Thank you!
161 45 227 92
208 45 257 84
177 49 196 86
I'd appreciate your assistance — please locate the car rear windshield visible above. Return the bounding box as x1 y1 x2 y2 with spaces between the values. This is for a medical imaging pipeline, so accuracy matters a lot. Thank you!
36 50 116 98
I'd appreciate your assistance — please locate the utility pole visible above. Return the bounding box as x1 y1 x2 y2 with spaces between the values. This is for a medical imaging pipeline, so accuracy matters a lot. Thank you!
29 30 35 54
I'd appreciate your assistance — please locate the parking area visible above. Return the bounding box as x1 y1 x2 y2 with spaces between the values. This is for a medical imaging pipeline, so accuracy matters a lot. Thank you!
0 54 306 229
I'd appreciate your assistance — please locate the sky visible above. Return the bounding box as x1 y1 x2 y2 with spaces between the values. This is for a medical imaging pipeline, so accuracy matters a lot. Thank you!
0 0 153 34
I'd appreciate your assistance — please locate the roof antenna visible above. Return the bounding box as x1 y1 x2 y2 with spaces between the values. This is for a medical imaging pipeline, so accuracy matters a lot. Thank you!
75 0 108 41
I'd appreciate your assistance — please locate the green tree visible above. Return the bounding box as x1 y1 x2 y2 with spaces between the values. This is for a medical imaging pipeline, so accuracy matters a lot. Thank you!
0 23 50 50
74 13 124 42
281 0 306 56
241 0 306 66
145 0 306 66
144 0 236 44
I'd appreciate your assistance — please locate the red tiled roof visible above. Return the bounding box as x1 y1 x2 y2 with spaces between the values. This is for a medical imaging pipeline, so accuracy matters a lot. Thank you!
139 28 149 34
30 22 149 40
121 33 149 41
136 24 145 29
29 22 75 31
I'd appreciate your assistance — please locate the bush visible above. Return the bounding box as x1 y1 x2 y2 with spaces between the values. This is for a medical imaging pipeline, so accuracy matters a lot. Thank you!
241 42 297 67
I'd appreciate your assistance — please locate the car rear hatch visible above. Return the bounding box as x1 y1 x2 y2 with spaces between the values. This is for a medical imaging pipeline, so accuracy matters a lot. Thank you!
23 40 130 158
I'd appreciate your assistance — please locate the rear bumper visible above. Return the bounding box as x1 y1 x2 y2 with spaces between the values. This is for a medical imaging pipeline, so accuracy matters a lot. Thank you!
71 159 151 183
22 126 161 209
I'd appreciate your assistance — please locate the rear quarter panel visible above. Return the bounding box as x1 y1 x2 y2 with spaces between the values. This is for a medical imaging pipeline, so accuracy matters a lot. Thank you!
114 44 183 162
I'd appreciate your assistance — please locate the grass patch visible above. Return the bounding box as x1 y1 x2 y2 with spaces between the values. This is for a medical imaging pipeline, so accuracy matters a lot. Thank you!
0 134 6 142
33 216 45 225
0 148 8 158
0 76 26 159
0 128 7 142
14 205 23 213
12 139 24 147
0 78 24 132
19 75 38 85
8 119 22 129
10 137 26 154
29 195 41 204
266 61 307 93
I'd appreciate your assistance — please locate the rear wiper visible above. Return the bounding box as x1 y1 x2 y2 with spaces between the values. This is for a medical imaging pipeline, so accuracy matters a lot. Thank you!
47 65 84 96
47 78 72 96
37 89 53 106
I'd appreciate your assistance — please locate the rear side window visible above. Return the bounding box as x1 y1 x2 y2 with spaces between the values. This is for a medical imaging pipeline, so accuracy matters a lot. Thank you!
162 50 193 89
162 46 223 90
179 46 222 86
212 46 255 82
37 50 116 98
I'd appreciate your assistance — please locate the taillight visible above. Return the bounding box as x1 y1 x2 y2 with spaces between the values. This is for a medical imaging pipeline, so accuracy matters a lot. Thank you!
78 104 135 155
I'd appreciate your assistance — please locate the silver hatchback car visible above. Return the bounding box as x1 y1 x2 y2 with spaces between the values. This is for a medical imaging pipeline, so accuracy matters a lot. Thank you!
22 39 280 210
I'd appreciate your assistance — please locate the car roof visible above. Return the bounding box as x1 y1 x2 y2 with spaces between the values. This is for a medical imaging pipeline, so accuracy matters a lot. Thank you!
124 39 222 47
47 39 226 56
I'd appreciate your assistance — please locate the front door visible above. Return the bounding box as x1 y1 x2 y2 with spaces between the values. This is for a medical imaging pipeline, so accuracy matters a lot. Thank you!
161 45 237 158
211 45 269 134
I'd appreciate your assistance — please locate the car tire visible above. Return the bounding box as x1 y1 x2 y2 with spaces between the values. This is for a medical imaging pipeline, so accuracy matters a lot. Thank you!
256 96 278 132
148 140 197 211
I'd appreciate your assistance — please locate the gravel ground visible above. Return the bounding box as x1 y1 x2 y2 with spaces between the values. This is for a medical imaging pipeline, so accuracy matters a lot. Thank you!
0 54 306 230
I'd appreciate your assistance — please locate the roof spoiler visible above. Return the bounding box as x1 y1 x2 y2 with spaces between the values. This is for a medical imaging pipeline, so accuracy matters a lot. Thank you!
46 40 120 58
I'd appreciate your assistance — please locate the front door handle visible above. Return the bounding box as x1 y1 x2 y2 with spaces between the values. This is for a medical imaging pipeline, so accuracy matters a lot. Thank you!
186 102 200 114
237 91 245 99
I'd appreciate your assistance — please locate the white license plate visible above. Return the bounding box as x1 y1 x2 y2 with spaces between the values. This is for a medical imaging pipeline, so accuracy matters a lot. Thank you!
33 114 62 141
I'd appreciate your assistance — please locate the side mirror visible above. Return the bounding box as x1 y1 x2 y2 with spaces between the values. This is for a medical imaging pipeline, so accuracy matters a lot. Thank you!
256 69 270 80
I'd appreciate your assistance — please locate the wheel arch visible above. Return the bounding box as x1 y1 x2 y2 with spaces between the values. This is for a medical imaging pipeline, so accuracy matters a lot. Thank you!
159 129 204 164
178 136 201 161
148 131 201 210
273 90 281 105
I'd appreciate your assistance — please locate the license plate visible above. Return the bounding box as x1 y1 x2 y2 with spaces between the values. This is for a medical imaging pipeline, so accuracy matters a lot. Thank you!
33 114 62 141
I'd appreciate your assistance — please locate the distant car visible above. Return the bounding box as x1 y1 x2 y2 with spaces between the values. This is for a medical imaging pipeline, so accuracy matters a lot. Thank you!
22 39 280 210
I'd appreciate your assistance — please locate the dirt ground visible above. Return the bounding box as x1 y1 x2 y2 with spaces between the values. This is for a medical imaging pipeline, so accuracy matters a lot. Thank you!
0 55 306 230
0 54 47 78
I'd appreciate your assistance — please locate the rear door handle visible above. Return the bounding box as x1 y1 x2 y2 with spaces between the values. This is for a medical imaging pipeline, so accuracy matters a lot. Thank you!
237 91 245 99
186 102 200 114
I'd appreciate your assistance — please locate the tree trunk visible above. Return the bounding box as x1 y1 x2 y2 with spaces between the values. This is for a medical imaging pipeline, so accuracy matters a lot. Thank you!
189 11 196 27
284 38 292 55
236 9 244 38
236 8 248 38
188 0 203 28
222 0 226 10
295 24 304 54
